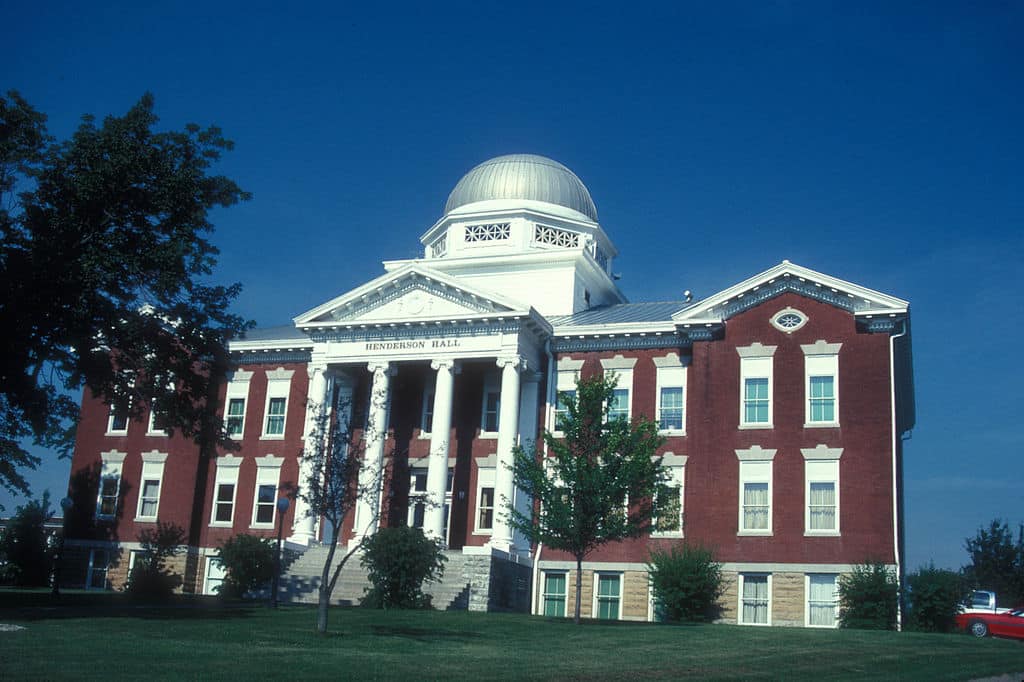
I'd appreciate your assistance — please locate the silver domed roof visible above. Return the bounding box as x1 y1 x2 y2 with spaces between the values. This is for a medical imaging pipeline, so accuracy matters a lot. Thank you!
444 154 598 221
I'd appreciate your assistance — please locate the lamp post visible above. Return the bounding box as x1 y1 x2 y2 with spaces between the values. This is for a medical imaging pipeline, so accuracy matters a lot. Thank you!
271 497 290 608
52 496 74 597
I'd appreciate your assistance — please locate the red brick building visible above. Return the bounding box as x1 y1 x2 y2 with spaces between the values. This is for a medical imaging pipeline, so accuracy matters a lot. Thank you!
63 154 914 627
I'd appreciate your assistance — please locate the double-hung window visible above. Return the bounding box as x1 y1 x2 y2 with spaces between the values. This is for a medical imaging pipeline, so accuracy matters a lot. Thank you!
654 354 687 433
419 380 435 435
87 549 110 590
737 344 776 428
806 574 839 627
600 356 637 424
739 574 771 625
408 468 428 529
251 455 284 528
135 451 167 521
736 446 775 535
262 368 294 439
107 401 130 435
481 372 500 434
224 370 253 439
802 341 841 427
594 573 622 620
96 450 126 520
653 454 687 536
542 572 567 617
802 445 843 535
474 461 496 534
553 359 584 432
211 456 241 526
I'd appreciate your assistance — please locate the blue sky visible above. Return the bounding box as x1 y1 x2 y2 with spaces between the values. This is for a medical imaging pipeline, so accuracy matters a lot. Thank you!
4 2 1022 570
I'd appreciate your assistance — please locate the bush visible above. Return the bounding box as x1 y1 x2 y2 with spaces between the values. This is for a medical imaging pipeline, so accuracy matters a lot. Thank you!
647 543 724 622
906 564 968 632
1 492 54 587
216 534 277 598
838 562 899 630
359 526 446 609
125 522 185 601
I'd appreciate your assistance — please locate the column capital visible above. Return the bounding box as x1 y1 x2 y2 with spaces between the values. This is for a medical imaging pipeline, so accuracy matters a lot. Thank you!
306 361 329 380
430 358 462 373
496 354 526 372
367 360 395 377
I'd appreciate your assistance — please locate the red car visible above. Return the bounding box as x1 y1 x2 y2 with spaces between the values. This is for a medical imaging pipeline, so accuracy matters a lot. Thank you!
957 608 1024 640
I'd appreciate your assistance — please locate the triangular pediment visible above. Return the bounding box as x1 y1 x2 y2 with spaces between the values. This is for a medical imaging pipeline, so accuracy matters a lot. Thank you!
673 261 909 326
294 263 529 326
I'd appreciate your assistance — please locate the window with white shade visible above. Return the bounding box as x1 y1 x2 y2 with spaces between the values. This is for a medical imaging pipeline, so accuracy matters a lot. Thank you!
736 446 776 535
96 450 126 520
262 368 293 439
211 456 241 526
802 342 841 427
739 573 771 625
474 462 496 534
135 451 167 521
806 574 839 627
652 454 687 536
802 445 843 535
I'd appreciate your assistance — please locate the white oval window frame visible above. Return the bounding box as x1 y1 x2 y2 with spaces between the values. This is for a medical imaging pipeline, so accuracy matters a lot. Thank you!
771 307 808 334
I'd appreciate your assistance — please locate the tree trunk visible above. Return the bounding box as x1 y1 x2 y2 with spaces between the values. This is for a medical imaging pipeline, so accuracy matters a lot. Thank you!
316 538 340 634
574 555 583 625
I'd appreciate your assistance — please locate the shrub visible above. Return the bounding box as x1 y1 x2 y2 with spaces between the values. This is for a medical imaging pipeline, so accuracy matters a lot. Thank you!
1 492 54 587
359 526 446 609
838 562 899 630
216 534 277 598
906 564 968 632
647 543 724 622
125 522 185 601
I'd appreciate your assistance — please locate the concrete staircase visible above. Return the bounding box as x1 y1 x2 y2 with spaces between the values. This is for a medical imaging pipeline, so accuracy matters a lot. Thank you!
277 544 472 610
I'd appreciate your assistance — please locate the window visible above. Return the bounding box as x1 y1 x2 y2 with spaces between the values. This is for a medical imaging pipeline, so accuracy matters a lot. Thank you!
135 452 167 521
736 447 775 535
87 549 110 590
408 468 428 529
737 344 776 428
654 355 687 433
802 446 842 535
107 402 130 435
542 572 567 617
261 368 294 439
481 372 500 433
211 456 241 526
601 356 637 424
96 450 126 520
807 574 838 627
251 455 284 528
477 487 494 531
803 342 841 426
770 307 808 334
739 574 770 625
595 573 622 620
224 370 253 439
653 455 686 536
419 382 435 435
147 400 170 435
204 557 226 595
553 359 583 432
226 398 246 437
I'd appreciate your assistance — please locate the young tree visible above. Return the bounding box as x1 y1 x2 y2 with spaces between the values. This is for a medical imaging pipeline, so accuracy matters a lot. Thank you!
0 91 252 499
508 375 667 624
963 519 1024 607
359 526 446 610
647 543 725 622
837 562 899 630
297 389 390 634
215 534 277 598
1 491 54 586
125 521 186 600
905 564 967 633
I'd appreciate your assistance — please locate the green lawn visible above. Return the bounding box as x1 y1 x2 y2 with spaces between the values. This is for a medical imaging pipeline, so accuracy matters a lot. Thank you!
0 590 1020 680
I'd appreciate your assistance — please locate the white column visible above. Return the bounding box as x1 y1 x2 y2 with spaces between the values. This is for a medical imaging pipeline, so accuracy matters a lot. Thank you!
513 370 541 553
353 361 393 544
490 355 523 552
424 359 457 543
291 363 331 545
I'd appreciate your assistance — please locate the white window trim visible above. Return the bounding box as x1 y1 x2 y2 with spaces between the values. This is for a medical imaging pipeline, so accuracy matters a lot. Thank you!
146 404 169 437
552 358 584 435
86 548 111 590
802 445 843 537
805 573 840 628
601 355 637 423
203 556 226 596
770 306 808 334
737 344 776 429
593 571 623 621
736 446 775 536
261 368 294 440
250 455 284 529
479 371 501 438
210 455 242 527
96 450 127 520
541 570 569 617
802 341 842 428
652 453 687 538
738 573 772 626
134 450 168 522
473 456 496 535
106 402 130 436
224 370 253 440
418 379 435 439
653 354 687 435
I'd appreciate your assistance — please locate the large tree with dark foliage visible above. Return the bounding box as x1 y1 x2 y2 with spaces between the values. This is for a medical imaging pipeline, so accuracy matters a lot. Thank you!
0 91 251 499
508 375 667 624
963 519 1024 608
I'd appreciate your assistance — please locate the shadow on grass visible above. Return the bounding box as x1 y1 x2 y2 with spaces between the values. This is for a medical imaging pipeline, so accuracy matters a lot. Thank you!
0 588 259 622
369 624 484 642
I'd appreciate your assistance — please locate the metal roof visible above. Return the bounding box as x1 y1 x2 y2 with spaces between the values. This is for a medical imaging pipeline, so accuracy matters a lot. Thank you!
238 324 309 342
444 154 599 221
548 301 693 328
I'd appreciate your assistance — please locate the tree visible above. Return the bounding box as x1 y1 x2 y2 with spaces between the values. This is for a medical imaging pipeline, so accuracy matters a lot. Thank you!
963 519 1024 608
296 390 390 634
0 491 54 586
905 564 967 633
0 91 251 500
124 521 185 600
508 374 667 624
215 533 277 598
837 562 899 630
359 526 446 609
647 543 725 622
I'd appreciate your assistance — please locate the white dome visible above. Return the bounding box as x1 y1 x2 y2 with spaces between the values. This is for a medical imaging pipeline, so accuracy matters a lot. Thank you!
444 154 598 221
